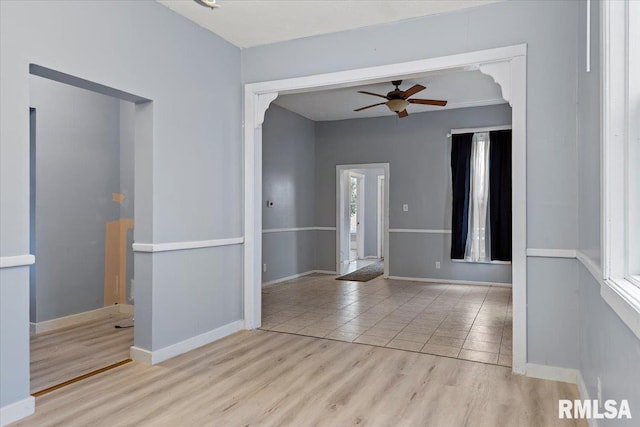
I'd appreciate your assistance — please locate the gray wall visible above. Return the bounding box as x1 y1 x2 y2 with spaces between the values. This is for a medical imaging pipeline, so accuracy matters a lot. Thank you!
578 269 640 426
242 0 579 249
29 75 122 323
262 105 316 282
576 0 601 267
316 105 512 283
263 104 511 284
243 0 578 383
1 0 241 410
575 1 639 423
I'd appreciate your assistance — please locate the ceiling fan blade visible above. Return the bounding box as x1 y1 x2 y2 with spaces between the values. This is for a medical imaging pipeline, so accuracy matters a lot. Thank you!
408 98 448 107
397 109 409 118
358 90 389 100
354 102 387 112
401 84 426 98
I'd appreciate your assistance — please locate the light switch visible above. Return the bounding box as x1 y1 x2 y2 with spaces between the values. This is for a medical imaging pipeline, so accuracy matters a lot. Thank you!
403 204 409 212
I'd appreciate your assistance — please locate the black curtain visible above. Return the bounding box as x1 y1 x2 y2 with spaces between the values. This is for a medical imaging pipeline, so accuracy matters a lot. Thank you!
489 130 512 261
450 133 473 259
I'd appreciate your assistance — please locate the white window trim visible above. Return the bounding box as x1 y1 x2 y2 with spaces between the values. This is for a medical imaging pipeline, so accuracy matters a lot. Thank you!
600 0 640 339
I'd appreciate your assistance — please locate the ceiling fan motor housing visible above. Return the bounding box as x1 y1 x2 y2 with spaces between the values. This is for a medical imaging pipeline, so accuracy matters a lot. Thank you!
386 99 410 113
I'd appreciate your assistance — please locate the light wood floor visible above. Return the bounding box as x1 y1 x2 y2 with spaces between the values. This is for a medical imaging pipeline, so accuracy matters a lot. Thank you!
262 274 512 366
30 313 134 393
14 330 584 426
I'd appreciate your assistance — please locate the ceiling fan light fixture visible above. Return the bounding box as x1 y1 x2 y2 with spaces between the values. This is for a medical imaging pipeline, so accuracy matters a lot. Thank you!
194 0 220 9
386 99 409 113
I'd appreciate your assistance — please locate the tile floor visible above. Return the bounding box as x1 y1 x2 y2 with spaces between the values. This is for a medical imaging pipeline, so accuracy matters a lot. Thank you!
261 273 512 367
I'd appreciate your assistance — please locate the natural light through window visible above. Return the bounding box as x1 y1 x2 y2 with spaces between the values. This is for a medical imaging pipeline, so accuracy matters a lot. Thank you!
465 132 491 263
600 0 640 338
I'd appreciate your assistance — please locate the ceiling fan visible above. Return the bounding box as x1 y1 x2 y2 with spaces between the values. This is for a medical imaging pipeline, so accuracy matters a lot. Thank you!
354 80 448 118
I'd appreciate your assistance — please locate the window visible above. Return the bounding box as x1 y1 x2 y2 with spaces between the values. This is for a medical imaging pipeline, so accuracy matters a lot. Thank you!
600 0 640 337
466 132 491 262
450 128 512 264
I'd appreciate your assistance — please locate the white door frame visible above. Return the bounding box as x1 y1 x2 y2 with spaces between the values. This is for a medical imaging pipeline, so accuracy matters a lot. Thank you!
377 175 385 259
355 173 365 260
337 165 389 274
244 44 527 374
349 171 365 262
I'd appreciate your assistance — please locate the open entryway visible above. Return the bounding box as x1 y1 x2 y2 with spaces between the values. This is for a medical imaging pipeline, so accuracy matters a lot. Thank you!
247 44 526 373
27 65 151 395
336 165 389 275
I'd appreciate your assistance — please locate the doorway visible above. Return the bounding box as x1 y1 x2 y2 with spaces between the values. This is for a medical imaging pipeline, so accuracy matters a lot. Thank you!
336 164 389 275
27 66 151 395
244 44 527 373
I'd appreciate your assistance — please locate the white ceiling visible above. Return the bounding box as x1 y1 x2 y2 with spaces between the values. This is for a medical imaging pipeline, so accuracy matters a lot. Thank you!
273 69 506 122
157 0 501 48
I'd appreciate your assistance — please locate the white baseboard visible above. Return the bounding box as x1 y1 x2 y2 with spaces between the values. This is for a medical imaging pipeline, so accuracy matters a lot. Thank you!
129 346 153 365
31 304 134 335
525 363 578 384
262 270 338 287
130 320 244 365
0 396 34 426
576 370 598 427
387 276 512 288
262 271 315 287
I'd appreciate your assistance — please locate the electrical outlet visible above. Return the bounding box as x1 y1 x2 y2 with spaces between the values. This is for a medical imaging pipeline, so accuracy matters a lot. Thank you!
263 263 267 273
403 204 409 212
435 261 441 269
597 377 602 404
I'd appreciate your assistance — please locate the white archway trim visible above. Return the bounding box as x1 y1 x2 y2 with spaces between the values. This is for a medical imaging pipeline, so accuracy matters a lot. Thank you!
244 44 527 374
479 61 513 106
255 92 279 126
